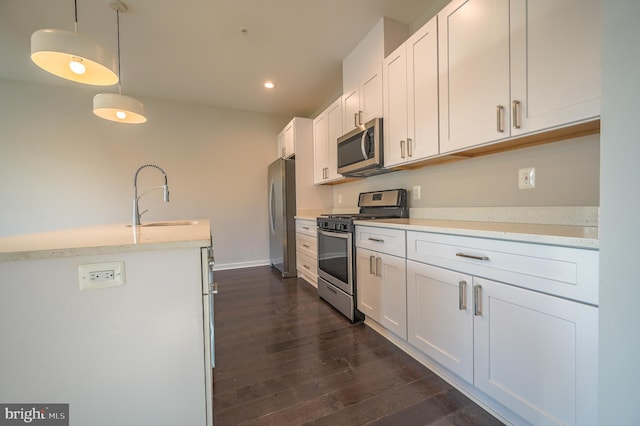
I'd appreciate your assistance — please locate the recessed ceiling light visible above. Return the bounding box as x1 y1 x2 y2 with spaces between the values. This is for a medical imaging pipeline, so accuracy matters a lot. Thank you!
264 81 275 89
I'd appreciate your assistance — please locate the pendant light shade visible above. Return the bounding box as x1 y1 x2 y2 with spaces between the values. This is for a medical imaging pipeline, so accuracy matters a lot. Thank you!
30 3 118 86
93 93 146 124
93 1 147 124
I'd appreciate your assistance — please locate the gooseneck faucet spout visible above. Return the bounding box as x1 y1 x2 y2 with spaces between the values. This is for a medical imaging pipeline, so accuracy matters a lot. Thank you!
133 164 170 227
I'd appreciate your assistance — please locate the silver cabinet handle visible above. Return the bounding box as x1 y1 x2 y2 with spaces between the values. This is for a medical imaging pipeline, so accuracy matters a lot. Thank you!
375 256 382 277
474 284 482 316
358 111 363 126
354 112 359 128
400 140 406 159
407 138 413 157
496 105 505 133
302 244 310 249
512 100 521 129
302 264 310 270
369 255 376 275
456 252 489 261
458 280 467 310
368 237 385 243
210 281 219 295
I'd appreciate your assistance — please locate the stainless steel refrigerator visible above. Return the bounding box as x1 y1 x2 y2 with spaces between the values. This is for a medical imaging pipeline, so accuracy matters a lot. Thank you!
268 158 297 277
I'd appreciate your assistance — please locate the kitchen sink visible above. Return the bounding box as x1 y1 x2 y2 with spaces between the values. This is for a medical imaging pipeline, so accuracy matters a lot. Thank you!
127 221 198 228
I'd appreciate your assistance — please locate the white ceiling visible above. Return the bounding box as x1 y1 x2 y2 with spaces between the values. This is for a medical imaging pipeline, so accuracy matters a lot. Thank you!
0 0 441 118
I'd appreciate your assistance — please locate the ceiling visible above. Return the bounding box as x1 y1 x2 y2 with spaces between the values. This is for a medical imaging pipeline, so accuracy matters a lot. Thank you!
0 0 441 118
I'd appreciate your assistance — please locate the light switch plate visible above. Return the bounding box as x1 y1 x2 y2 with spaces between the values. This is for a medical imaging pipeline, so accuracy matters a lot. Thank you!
79 261 125 290
413 185 422 200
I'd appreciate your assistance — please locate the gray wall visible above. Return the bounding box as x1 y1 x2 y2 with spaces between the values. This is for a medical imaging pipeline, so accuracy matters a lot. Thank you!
0 79 288 269
333 134 599 209
599 0 640 423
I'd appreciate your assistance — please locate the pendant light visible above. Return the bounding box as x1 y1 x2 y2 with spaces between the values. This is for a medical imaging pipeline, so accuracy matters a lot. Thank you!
93 1 147 124
31 0 118 86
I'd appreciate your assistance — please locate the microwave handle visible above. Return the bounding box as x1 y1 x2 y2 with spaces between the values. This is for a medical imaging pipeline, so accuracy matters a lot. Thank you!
360 130 368 160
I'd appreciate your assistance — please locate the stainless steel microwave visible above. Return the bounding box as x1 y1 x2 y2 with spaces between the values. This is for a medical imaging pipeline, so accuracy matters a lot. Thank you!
337 117 390 177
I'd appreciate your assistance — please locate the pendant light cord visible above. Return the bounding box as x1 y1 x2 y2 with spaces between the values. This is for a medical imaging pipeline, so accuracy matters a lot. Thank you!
116 7 122 95
73 0 78 34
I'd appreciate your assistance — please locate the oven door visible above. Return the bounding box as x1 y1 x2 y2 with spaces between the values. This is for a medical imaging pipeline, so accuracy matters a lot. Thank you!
317 229 353 295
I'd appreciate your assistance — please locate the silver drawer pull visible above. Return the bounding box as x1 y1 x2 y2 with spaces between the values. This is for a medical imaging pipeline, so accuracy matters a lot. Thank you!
376 256 382 278
368 237 385 243
456 252 489 261
302 244 310 248
302 226 310 230
458 280 467 311
474 284 482 316
303 264 310 270
369 255 376 275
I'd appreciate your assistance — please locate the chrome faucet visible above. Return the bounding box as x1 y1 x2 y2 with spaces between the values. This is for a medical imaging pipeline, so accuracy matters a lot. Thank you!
132 164 170 226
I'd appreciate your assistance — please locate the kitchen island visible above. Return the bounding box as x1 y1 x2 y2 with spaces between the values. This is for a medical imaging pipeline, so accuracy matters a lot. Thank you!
0 220 214 426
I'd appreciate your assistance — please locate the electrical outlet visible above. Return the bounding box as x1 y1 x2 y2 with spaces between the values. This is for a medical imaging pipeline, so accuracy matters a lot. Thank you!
412 185 422 200
518 167 536 189
79 262 125 290
89 270 115 282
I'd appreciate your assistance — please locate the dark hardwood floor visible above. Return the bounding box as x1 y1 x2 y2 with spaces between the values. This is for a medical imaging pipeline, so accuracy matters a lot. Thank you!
212 266 504 426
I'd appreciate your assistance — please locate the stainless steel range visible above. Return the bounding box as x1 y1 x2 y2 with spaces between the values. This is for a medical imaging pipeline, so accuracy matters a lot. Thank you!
316 189 408 322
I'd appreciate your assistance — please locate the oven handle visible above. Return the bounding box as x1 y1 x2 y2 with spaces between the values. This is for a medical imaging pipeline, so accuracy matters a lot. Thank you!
318 229 350 239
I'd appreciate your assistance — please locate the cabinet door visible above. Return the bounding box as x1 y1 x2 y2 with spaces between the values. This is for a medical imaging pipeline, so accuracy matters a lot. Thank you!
356 247 381 321
473 277 598 426
342 89 360 134
313 112 328 184
326 98 343 181
407 16 439 160
510 0 601 136
407 261 473 383
438 0 510 153
378 252 407 339
277 130 285 159
360 64 383 124
383 43 408 168
283 122 294 158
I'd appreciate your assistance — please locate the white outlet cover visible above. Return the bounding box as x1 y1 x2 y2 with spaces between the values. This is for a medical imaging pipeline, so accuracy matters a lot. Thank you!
412 185 422 200
79 261 125 290
518 167 536 189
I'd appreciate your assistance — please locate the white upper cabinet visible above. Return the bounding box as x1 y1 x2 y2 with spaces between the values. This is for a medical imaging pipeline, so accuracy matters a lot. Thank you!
509 0 601 135
277 119 295 159
439 0 601 154
313 98 343 184
342 17 408 134
384 16 439 168
438 0 511 153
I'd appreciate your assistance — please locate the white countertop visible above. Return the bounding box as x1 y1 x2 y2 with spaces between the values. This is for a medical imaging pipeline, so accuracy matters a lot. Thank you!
354 218 598 249
0 220 212 262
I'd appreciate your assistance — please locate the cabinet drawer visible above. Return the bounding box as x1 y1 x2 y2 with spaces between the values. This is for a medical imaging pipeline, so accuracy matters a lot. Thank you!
297 251 317 278
295 219 317 237
296 233 317 258
407 231 598 305
356 226 406 257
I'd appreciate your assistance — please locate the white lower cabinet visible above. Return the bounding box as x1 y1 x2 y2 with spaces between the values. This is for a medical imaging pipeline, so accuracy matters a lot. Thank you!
473 276 598 426
359 226 598 425
405 230 598 426
356 247 407 339
295 219 318 286
407 260 473 383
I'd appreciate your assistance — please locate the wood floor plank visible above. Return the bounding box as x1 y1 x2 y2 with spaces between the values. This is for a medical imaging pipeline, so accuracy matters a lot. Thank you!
212 266 504 425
